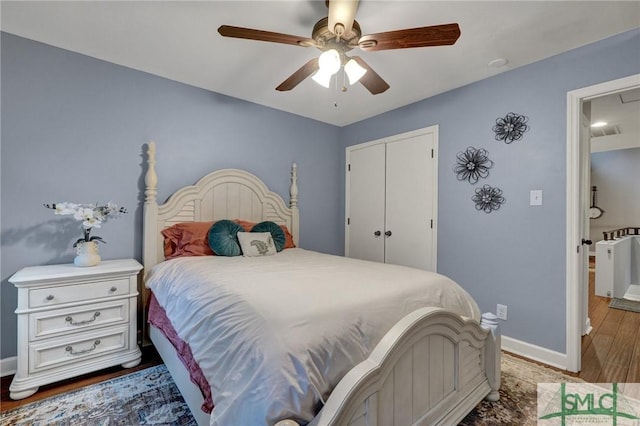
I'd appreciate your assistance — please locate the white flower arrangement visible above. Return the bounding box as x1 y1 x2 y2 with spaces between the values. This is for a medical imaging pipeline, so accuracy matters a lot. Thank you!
44 202 126 246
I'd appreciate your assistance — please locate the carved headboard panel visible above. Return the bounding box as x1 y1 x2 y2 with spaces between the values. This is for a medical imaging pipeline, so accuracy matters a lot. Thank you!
142 141 299 316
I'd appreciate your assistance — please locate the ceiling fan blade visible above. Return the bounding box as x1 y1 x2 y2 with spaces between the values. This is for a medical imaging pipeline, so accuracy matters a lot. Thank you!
351 56 390 95
218 25 316 47
276 58 320 91
358 23 460 51
328 0 359 37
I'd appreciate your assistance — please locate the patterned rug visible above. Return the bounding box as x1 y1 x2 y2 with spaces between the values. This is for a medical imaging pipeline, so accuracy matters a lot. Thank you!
460 353 584 426
610 297 640 313
2 353 582 425
1 364 195 425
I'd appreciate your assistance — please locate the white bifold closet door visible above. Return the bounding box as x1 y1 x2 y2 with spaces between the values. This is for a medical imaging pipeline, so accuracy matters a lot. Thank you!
346 127 437 271
348 143 386 263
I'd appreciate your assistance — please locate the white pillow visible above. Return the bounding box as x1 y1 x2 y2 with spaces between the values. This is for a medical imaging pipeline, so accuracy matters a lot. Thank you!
237 232 277 257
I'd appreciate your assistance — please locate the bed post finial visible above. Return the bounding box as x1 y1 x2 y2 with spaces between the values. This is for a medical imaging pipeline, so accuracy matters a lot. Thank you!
145 141 158 203
290 162 298 209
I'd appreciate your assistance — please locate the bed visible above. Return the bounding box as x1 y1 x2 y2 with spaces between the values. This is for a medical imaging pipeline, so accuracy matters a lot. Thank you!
141 141 501 426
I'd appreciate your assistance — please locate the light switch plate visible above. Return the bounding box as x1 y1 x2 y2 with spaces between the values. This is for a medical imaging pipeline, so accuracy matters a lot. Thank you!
530 189 543 206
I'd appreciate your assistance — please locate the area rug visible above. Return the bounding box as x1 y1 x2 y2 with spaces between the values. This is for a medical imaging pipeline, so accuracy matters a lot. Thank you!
0 364 195 425
460 353 584 426
610 297 640 313
2 353 582 425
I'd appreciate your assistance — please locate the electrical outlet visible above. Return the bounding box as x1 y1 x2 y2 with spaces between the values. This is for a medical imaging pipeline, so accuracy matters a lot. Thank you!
497 304 508 320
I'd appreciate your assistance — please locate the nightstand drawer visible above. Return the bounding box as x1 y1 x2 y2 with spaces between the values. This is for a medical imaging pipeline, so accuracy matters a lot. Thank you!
29 278 130 308
30 300 129 340
29 326 129 373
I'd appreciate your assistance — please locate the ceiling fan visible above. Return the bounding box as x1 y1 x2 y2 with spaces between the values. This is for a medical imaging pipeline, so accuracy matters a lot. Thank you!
218 0 460 95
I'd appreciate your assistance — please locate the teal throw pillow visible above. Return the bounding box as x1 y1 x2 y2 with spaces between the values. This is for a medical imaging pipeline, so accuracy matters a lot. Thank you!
251 221 286 252
208 220 244 256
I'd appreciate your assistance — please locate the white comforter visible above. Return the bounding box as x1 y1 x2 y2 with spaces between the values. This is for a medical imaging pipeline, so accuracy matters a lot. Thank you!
146 248 480 426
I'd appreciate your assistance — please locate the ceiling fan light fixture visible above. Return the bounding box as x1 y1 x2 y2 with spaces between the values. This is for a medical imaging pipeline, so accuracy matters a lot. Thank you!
318 49 341 75
312 69 333 88
344 58 367 85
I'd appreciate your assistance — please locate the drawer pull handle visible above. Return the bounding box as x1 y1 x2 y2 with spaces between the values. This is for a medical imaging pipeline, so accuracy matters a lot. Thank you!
66 340 101 356
65 311 100 326
109 286 117 293
46 295 54 301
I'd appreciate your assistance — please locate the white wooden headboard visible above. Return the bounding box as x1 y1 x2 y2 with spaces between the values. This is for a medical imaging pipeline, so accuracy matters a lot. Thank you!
142 140 300 286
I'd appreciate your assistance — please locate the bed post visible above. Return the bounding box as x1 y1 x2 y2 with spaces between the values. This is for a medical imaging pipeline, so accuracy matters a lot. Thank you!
290 162 300 246
142 141 158 345
480 312 501 401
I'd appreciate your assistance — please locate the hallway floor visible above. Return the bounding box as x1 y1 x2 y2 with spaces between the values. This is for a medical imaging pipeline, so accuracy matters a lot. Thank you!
580 258 640 383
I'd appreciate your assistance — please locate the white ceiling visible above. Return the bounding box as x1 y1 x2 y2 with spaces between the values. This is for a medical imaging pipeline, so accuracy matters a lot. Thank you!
590 88 640 152
2 1 639 127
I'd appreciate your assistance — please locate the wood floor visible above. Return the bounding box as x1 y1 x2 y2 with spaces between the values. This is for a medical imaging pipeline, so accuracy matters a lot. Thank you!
2 269 639 413
579 258 640 383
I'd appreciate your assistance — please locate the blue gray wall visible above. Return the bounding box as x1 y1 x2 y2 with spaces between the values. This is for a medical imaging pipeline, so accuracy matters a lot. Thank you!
0 32 341 359
1 29 639 361
340 29 640 353
590 148 640 244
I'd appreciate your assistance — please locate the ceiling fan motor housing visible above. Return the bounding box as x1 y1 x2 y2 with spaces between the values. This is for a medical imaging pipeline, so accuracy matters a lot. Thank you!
312 17 362 52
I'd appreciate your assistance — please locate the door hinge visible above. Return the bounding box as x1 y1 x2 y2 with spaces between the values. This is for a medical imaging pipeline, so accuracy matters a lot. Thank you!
347 217 350 225
431 149 434 158
430 219 433 229
348 164 351 171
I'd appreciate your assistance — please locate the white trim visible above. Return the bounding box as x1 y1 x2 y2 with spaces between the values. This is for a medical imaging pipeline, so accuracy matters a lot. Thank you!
502 335 567 371
584 317 593 336
1 356 17 377
565 74 640 373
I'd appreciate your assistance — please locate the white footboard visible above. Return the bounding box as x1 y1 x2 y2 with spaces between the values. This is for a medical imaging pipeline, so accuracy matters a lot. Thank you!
153 307 500 426
297 308 500 426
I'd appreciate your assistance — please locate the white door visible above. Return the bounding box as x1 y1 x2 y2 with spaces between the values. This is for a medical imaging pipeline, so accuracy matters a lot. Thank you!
346 126 438 271
385 134 435 270
579 105 592 336
346 143 386 262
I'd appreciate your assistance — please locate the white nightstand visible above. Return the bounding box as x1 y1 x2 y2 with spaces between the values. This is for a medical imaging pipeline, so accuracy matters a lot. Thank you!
8 259 143 400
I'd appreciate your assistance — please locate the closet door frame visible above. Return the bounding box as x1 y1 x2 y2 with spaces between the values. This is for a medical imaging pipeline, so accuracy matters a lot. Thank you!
345 125 439 270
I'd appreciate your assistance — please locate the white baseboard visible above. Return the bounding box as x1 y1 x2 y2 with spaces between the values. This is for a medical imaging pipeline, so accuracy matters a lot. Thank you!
502 335 568 370
584 317 593 336
1 356 17 377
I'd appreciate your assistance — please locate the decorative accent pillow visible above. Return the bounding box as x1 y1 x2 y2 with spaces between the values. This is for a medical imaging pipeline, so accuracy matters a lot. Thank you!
250 221 286 252
234 219 296 249
237 232 277 257
162 221 215 259
208 220 243 256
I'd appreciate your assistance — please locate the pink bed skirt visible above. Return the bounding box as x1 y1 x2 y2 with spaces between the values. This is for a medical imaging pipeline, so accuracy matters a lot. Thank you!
148 293 214 413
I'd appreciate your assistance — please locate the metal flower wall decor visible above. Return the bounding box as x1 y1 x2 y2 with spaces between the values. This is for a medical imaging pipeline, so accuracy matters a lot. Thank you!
493 112 529 144
472 185 506 213
454 147 494 184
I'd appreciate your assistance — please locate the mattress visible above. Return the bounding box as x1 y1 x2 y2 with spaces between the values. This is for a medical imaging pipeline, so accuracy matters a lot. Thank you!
146 248 480 426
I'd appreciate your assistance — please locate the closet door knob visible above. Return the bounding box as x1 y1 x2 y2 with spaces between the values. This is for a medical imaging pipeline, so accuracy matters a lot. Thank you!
385 230 392 237
374 230 381 236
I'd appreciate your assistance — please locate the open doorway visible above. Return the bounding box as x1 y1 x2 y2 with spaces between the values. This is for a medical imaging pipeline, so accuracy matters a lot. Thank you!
581 89 640 381
566 74 640 374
